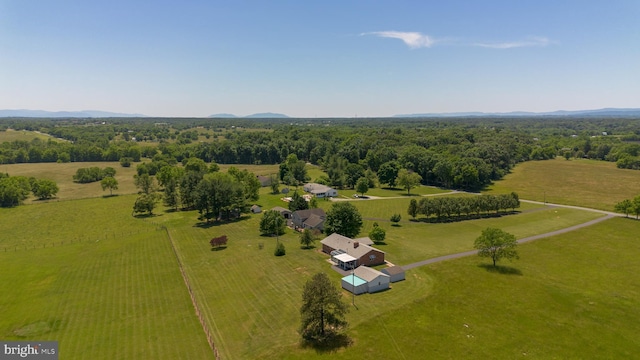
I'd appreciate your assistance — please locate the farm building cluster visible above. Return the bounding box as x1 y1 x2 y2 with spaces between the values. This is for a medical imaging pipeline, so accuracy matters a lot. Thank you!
320 233 405 294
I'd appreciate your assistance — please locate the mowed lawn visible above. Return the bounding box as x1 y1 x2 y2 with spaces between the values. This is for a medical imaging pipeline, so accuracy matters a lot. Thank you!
159 209 435 359
302 217 640 359
486 157 640 211
0 199 211 359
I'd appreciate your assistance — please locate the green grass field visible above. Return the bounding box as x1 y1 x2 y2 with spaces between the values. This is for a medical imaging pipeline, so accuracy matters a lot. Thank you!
2 161 639 359
0 129 64 143
486 157 640 211
1 162 140 202
0 196 211 359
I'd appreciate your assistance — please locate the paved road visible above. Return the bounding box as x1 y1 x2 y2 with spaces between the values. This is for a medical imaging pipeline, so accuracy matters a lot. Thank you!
401 211 617 271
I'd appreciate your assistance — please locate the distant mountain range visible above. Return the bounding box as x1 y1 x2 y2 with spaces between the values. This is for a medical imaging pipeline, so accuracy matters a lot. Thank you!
2 108 638 119
0 109 147 118
394 108 640 118
209 112 289 118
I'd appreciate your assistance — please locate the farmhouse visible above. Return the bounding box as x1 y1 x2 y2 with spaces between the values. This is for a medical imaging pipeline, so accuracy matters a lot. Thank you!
303 183 338 198
291 208 326 231
341 266 390 294
321 233 385 270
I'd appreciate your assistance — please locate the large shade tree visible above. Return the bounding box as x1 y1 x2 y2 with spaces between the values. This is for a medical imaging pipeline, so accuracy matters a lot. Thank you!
474 227 519 267
299 272 349 342
324 202 363 238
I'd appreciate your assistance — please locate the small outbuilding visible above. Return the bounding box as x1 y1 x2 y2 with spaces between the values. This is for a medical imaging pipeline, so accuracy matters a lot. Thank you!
355 266 390 293
341 266 390 294
250 205 262 214
381 266 405 283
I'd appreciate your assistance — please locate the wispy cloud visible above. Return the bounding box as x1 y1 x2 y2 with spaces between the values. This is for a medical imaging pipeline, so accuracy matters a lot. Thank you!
362 31 436 49
474 36 552 49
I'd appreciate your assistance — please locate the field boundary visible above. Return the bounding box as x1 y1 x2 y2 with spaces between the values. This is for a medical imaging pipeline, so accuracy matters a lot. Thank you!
163 226 221 360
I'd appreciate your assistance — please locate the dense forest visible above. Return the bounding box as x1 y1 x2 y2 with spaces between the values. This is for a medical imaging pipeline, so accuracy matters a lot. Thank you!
1 117 640 192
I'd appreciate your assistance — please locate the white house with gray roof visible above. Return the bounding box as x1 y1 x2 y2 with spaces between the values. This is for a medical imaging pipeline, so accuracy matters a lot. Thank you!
303 183 338 198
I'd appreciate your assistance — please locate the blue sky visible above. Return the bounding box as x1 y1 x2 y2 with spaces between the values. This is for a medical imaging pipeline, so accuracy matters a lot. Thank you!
1 0 639 117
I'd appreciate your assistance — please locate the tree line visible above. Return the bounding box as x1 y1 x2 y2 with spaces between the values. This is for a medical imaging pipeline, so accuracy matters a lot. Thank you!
0 173 59 207
131 157 260 222
408 193 520 222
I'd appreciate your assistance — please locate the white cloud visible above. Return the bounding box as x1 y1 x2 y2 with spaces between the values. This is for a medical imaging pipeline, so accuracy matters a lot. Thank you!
363 31 436 49
474 36 552 49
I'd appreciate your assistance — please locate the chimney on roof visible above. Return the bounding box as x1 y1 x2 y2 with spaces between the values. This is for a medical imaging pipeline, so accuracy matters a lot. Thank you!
354 241 359 248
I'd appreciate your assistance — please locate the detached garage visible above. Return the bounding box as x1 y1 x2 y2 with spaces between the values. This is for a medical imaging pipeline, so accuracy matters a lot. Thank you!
342 266 390 294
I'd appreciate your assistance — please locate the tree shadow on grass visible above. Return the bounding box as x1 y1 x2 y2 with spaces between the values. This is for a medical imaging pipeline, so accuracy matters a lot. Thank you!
478 264 522 276
133 213 161 219
300 245 317 250
194 215 250 228
300 333 352 354
210 246 227 252
101 194 119 199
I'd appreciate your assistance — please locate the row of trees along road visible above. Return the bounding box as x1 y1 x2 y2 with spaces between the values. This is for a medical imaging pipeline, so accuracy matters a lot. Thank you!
408 193 520 221
0 173 59 207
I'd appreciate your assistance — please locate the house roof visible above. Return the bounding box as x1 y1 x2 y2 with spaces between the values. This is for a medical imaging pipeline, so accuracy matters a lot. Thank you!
353 236 374 246
381 266 405 276
354 266 389 282
293 208 326 221
304 183 334 194
321 233 384 259
271 206 291 214
251 205 261 210
304 213 325 228
334 253 357 263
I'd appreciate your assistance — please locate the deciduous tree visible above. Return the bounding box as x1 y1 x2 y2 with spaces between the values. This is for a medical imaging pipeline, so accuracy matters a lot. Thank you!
474 227 519 267
355 177 369 196
324 202 363 238
369 223 386 244
397 168 422 195
299 230 315 249
260 210 286 237
100 176 118 196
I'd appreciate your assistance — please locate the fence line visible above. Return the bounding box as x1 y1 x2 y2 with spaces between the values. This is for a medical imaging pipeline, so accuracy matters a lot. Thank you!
163 226 220 359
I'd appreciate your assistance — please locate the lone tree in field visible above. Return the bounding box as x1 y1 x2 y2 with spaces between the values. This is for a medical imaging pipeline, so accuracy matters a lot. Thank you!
299 230 315 249
390 213 401 226
299 272 349 342
474 227 519 267
368 222 386 244
101 176 119 196
324 202 363 238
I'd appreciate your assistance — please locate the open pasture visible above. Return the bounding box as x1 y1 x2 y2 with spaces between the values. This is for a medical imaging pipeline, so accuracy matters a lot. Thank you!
0 195 144 249
0 161 140 202
0 211 211 359
486 157 640 211
0 129 63 143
